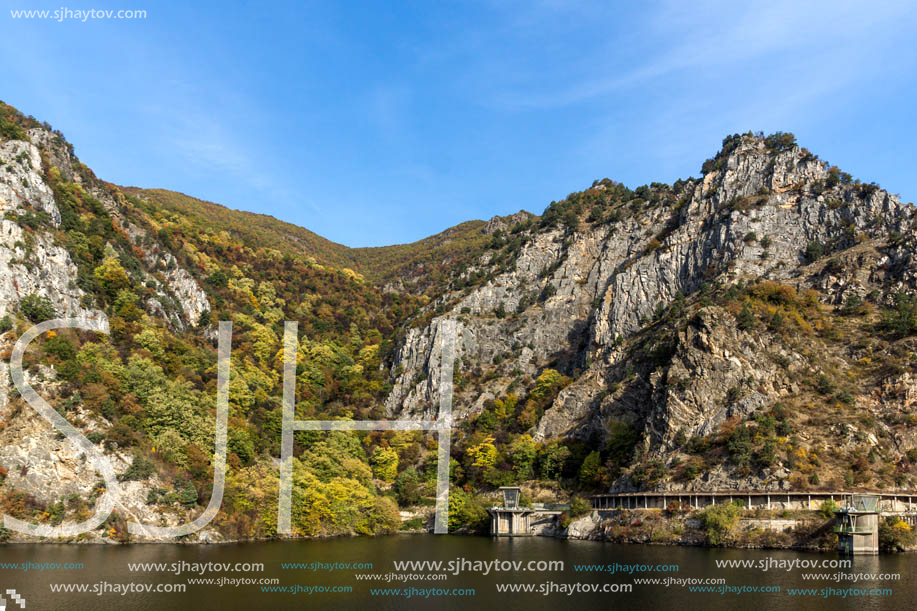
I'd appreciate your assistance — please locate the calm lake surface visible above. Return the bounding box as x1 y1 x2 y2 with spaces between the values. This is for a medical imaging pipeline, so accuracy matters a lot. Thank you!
2 536 913 610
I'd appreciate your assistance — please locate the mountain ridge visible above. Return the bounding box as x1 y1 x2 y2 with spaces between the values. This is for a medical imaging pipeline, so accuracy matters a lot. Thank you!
3 99 917 543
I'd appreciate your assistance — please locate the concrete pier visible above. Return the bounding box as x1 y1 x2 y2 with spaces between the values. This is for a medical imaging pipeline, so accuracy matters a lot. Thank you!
488 487 564 536
834 495 880 555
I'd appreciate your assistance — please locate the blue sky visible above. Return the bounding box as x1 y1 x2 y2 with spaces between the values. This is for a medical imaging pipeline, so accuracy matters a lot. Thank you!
2 1 916 246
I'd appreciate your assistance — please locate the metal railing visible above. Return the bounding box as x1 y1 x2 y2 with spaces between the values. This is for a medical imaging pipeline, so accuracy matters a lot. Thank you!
833 525 875 533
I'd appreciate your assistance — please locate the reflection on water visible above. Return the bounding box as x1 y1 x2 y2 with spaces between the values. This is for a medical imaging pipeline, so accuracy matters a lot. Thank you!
0 536 913 610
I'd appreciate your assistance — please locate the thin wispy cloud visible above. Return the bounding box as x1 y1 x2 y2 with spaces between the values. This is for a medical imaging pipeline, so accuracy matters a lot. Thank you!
485 0 917 110
2 0 916 244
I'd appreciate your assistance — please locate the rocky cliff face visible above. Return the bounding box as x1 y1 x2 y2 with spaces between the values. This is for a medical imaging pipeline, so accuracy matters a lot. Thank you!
0 121 214 540
385 134 916 490
0 334 192 541
0 127 209 328
0 136 95 321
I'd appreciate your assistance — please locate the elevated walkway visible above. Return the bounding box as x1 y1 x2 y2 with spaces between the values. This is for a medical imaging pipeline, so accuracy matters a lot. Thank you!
591 491 917 512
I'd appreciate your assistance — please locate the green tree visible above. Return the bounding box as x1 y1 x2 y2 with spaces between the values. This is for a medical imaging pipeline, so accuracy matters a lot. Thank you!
700 501 743 545
736 303 755 331
804 241 824 261
494 393 518 420
176 481 199 508
448 487 489 533
578 450 603 486
508 434 537 479
540 442 571 479
394 467 420 506
879 517 916 552
143 379 211 448
371 446 399 483
467 436 498 469
531 369 570 404
19 294 57 322
118 453 155 481
93 253 131 300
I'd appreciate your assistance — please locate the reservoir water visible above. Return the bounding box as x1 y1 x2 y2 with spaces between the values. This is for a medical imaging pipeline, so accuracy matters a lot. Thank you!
2 536 912 609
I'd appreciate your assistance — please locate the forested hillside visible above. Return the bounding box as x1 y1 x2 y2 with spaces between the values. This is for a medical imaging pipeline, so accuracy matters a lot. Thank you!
2 99 917 542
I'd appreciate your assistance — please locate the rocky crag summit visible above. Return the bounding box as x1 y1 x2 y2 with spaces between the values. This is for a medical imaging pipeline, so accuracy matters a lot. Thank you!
386 132 916 492
1 100 916 542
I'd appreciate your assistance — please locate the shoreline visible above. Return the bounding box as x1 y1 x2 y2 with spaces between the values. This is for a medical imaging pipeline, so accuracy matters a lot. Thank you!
551 509 917 553
3 510 914 553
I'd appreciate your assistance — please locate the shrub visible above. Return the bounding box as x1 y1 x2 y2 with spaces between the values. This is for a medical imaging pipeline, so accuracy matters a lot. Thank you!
48 501 66 526
146 487 169 505
879 516 915 552
815 374 835 395
881 292 917 337
19 294 57 322
835 390 854 405
118 454 155 481
44 335 75 360
400 517 424 531
700 501 743 544
841 295 864 315
448 487 489 533
175 481 199 508
824 258 844 274
755 439 777 469
106 422 136 448
736 303 755 331
726 386 744 405
0 315 12 334
605 421 639 476
726 425 753 473
764 131 796 151
569 496 591 517
204 269 228 288
539 283 557 301
562 209 579 232
0 112 28 141
819 499 838 519
804 241 824 261
630 459 665 487
664 500 684 516
769 311 784 331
